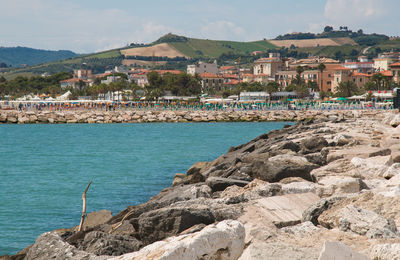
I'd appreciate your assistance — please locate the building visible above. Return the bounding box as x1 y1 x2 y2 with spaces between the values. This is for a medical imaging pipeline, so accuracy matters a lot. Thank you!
343 56 374 74
219 66 238 75
73 69 93 80
60 78 92 89
187 61 218 76
390 62 400 84
253 54 284 77
199 73 225 92
239 92 268 101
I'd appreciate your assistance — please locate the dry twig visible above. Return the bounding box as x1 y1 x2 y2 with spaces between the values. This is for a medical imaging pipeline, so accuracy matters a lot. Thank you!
78 180 92 232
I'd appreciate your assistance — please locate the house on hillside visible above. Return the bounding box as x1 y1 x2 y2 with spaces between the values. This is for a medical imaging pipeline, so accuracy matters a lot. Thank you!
390 62 400 84
187 61 218 76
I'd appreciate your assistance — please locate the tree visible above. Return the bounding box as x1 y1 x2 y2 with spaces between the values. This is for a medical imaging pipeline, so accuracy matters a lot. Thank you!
324 26 334 33
295 84 310 99
371 73 384 91
266 81 279 101
317 63 326 92
337 80 358 97
293 66 305 85
0 76 6 83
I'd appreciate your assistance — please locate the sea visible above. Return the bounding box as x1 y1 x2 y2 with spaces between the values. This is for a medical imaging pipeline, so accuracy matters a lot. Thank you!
0 122 290 255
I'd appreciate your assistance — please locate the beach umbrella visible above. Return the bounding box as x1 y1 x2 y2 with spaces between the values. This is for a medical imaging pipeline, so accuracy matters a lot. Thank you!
337 97 349 101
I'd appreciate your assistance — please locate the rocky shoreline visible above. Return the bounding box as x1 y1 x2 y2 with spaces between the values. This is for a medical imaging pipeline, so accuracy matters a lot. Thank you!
0 109 375 124
4 110 400 259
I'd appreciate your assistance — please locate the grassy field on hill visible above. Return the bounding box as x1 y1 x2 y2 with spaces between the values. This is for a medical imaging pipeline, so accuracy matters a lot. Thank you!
169 38 276 58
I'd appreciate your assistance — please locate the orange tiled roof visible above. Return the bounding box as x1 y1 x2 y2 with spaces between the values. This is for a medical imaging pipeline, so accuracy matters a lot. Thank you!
380 70 393 77
199 73 223 78
331 65 351 71
390 62 400 67
60 78 91 83
220 66 235 71
156 70 181 75
352 72 371 77
224 80 239 85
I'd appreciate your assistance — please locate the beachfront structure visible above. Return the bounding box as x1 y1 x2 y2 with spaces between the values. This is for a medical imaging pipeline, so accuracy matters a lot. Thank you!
239 92 269 101
187 61 218 76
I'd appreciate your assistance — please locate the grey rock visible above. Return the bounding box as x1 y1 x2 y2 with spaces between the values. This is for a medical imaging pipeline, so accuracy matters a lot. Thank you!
302 196 347 225
250 154 319 182
318 241 369 260
206 177 250 192
300 136 328 153
79 231 142 256
135 206 216 245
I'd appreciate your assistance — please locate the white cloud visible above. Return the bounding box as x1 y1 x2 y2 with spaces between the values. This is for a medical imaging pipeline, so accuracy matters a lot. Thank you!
324 0 384 25
201 21 245 40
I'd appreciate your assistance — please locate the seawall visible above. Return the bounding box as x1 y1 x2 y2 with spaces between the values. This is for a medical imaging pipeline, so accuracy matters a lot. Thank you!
0 109 381 124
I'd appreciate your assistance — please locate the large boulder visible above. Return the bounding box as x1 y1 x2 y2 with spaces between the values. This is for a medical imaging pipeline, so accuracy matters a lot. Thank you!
135 206 216 245
319 205 398 239
317 176 362 197
250 154 319 182
109 220 245 260
206 177 250 192
78 231 142 256
302 196 347 225
351 155 393 178
24 232 107 260
318 241 369 260
372 243 400 260
300 136 328 153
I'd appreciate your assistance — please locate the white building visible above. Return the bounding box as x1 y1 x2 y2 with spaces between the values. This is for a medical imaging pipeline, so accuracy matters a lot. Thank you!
187 61 218 76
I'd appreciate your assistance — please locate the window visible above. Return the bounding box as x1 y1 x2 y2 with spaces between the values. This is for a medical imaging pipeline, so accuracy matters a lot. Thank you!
353 78 356 82
360 78 363 82
328 74 331 77
327 81 331 85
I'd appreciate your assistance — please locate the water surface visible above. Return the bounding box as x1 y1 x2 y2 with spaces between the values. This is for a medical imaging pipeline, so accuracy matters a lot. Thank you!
0 122 290 255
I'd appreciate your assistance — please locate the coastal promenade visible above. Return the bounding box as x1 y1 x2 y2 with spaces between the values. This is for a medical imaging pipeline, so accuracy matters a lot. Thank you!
0 109 390 124
5 110 400 259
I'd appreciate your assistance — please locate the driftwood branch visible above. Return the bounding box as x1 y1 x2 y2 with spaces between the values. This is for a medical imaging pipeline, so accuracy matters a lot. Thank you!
78 180 92 232
109 209 135 234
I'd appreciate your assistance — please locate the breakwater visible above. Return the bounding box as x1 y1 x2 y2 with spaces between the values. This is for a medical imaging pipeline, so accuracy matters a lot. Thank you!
0 109 380 124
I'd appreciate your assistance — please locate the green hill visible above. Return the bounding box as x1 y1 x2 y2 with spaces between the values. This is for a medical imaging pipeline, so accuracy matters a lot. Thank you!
168 38 276 58
0 46 78 67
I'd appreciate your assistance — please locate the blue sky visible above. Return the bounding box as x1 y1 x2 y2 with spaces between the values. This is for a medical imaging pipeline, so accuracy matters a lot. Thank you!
0 0 398 53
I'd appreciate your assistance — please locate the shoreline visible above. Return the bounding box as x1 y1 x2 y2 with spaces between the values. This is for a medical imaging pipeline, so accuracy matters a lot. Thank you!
5 110 400 259
0 109 385 124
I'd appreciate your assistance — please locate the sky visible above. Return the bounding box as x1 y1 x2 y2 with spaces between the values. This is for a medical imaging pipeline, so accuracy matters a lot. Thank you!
0 0 398 53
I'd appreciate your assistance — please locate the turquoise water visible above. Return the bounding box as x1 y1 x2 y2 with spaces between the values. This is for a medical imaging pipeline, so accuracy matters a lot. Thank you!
0 122 289 255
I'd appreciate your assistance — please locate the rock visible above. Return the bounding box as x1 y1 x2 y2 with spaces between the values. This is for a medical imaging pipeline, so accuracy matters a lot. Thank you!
253 192 320 228
305 152 326 166
82 210 113 230
187 161 211 176
382 163 400 179
332 134 352 146
251 154 319 182
372 243 400 260
302 196 347 225
318 241 369 260
135 206 216 245
281 221 320 236
389 114 400 127
319 205 398 239
368 148 391 157
311 159 359 182
79 231 142 256
24 232 107 260
317 176 362 197
171 173 185 186
281 181 319 195
206 177 250 192
300 136 328 153
109 220 245 260
351 155 393 178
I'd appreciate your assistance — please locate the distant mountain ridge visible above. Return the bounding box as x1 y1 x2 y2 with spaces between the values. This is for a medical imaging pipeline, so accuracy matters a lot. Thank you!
0 46 78 67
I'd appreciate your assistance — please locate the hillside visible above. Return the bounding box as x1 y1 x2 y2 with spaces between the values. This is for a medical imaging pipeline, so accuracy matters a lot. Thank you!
269 37 356 48
0 47 77 67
